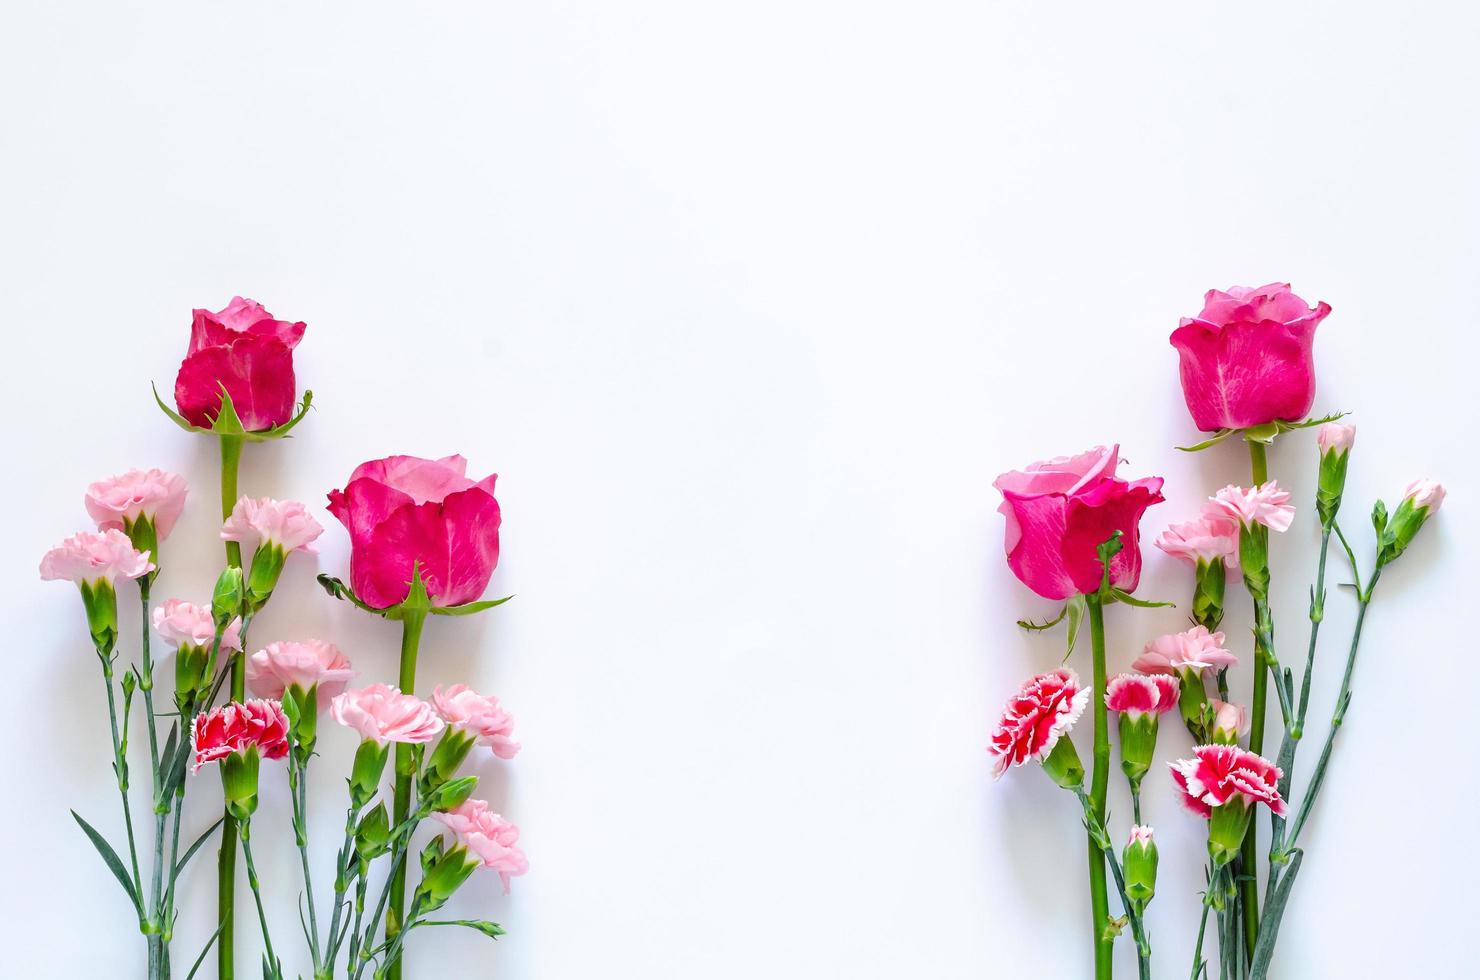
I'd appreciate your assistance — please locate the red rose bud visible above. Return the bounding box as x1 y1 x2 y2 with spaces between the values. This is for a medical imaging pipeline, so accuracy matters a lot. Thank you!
1122 826 1158 905
1315 423 1355 525
1377 479 1445 569
1106 674 1179 786
174 298 306 432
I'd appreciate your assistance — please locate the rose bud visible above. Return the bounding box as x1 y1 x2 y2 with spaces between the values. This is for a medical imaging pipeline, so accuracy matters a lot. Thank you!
1315 423 1356 526
1133 626 1237 739
989 668 1091 789
993 446 1164 601
174 297 306 432
1154 516 1238 630
1170 283 1331 432
327 455 502 611
220 497 324 611
1377 479 1445 569
1122 826 1159 906
85 468 188 578
1170 745 1287 867
1105 674 1179 788
40 529 155 655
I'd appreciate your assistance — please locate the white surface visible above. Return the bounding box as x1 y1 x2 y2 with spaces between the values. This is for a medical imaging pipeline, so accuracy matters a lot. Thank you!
1 2 1474 977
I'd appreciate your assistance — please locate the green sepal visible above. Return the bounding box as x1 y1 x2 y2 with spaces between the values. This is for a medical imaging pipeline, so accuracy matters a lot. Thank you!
1108 588 1174 609
78 578 120 656
349 739 390 808
416 845 479 907
1177 429 1237 453
123 515 160 587
283 684 318 759
319 563 514 621
1207 798 1253 867
1040 735 1085 790
423 728 476 792
212 566 245 627
1123 835 1159 905
428 594 515 617
420 835 446 877
244 542 287 611
1017 595 1087 660
1192 559 1227 631
1117 713 1158 783
355 804 392 861
423 775 479 814
220 746 261 820
1177 669 1211 741
153 383 314 443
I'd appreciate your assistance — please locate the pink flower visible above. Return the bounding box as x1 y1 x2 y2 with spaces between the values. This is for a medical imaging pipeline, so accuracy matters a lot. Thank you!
221 497 324 554
1205 482 1296 533
1316 422 1356 455
988 668 1091 777
246 641 355 706
1128 825 1154 847
1154 516 1239 569
431 799 529 894
1105 673 1180 718
994 445 1165 600
329 683 444 744
327 455 502 609
1403 479 1445 513
85 469 188 539
1169 744 1287 818
40 529 155 584
1133 626 1238 676
174 297 306 431
191 699 290 772
1209 700 1249 742
1170 283 1331 431
432 684 520 759
152 598 242 651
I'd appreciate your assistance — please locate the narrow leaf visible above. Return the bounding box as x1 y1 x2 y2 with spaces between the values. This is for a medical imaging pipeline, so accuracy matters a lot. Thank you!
184 917 230 980
152 382 206 435
1016 604 1068 632
417 918 506 939
70 810 141 912
1109 588 1176 609
1177 428 1235 452
428 594 515 617
174 817 225 879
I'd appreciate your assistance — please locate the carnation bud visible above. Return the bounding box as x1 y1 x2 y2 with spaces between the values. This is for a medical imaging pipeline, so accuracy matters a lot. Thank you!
220 745 262 821
211 567 244 628
1208 700 1248 745
78 579 120 656
1207 798 1254 867
355 803 392 861
1377 480 1445 569
419 834 446 877
244 542 288 612
422 728 476 794
282 684 319 760
124 516 161 587
1315 423 1355 526
1176 670 1212 740
415 844 479 909
174 644 209 705
424 775 480 815
1039 735 1085 790
1191 558 1226 632
349 739 390 809
1122 826 1158 905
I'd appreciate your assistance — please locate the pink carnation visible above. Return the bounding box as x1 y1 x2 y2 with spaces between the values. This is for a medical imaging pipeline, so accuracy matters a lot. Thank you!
221 497 324 553
1154 516 1239 569
988 668 1091 777
431 799 529 894
1403 479 1445 513
432 684 520 759
1133 626 1237 676
1105 673 1180 718
152 599 242 651
1169 744 1287 819
329 683 444 744
191 699 290 772
1209 700 1249 741
1204 482 1295 533
85 469 188 539
1128 825 1154 846
40 529 155 584
246 640 355 706
1316 422 1355 455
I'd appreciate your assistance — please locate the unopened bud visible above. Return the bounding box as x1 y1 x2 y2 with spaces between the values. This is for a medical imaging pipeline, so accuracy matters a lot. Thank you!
1378 479 1445 568
211 567 244 628
1123 826 1159 905
1315 423 1355 526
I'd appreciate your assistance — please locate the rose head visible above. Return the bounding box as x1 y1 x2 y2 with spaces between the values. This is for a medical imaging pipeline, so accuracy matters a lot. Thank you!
1133 625 1237 677
190 699 289 773
329 683 445 744
1105 673 1179 719
1169 744 1287 819
1204 482 1296 533
1170 283 1331 431
174 297 306 431
246 640 355 707
326 454 502 609
1153 516 1239 570
994 445 1165 600
85 469 188 540
432 684 520 759
988 668 1090 778
430 799 529 894
40 529 154 584
152 598 243 651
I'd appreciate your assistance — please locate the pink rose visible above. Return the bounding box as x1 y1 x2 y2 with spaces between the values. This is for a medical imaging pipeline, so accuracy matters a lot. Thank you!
994 445 1165 600
1105 673 1180 719
1170 283 1331 431
246 640 355 706
174 297 306 431
191 699 290 772
152 598 242 651
1133 626 1237 676
1204 482 1296 533
1316 422 1356 455
221 497 324 554
1169 744 1287 819
40 529 154 584
988 668 1090 777
85 469 188 540
430 799 529 894
326 454 501 609
432 684 520 759
1403 478 1445 513
1154 516 1239 569
329 683 444 744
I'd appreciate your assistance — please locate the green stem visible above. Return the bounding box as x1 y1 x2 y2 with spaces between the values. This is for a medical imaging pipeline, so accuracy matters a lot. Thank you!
1190 864 1215 980
238 821 281 979
321 802 365 978
1238 437 1269 963
217 433 243 980
99 654 146 908
1084 595 1113 980
374 894 425 980
385 612 427 980
290 755 322 970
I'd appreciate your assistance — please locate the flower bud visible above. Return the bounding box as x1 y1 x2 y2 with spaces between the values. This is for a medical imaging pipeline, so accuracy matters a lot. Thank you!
1191 558 1227 632
281 684 319 760
212 567 245 628
349 739 390 809
1122 826 1158 905
419 834 445 877
414 843 479 909
1039 734 1085 790
244 542 288 612
175 643 209 705
424 775 480 814
1315 423 1355 526
78 579 120 656
355 803 391 861
422 728 476 793
220 745 262 821
1377 480 1445 569
1208 699 1248 745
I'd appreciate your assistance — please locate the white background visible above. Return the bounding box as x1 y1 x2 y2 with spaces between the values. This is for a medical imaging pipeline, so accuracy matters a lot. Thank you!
1 2 1474 978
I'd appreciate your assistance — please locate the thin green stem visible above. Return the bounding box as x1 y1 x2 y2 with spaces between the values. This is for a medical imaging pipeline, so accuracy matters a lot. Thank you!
1190 865 1215 980
385 611 427 980
374 894 425 980
289 754 322 970
238 821 281 979
1075 788 1150 979
100 655 145 906
1238 437 1269 963
218 433 243 980
1084 595 1113 980
322 802 365 977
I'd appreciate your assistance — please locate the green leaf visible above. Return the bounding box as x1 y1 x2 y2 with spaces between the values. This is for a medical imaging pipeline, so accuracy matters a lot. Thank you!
153 382 204 434
71 810 141 913
174 817 225 879
428 594 515 617
157 723 180 789
184 916 230 980
416 918 506 940
1277 411 1348 432
1108 589 1176 609
317 574 390 617
1063 596 1085 660
1176 428 1235 452
1017 605 1069 632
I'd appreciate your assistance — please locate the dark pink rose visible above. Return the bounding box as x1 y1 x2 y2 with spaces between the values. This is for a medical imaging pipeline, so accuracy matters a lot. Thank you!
1170 283 1331 432
326 454 501 609
174 297 306 431
993 445 1165 600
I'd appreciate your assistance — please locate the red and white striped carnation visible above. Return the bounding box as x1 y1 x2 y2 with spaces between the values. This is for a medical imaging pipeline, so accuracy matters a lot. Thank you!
191 699 290 773
1169 744 1287 819
1105 673 1180 718
989 668 1090 778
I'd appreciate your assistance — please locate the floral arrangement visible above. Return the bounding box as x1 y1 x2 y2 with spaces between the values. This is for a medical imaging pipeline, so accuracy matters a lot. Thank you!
989 284 1443 979
43 298 526 980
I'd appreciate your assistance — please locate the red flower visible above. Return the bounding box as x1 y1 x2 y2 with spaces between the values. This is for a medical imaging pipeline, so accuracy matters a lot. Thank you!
174 297 306 431
1105 673 1179 718
191 699 290 772
1169 744 1287 819
989 668 1090 777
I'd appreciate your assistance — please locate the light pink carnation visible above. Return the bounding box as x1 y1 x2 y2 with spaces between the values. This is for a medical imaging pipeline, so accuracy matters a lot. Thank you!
86 469 188 539
1170 744 1287 819
1403 479 1445 513
1154 516 1239 569
1316 422 1355 455
329 683 444 744
1128 825 1154 846
246 640 355 706
432 684 520 759
1105 673 1180 718
221 497 324 553
1204 482 1295 533
1209 700 1249 741
152 599 242 651
988 668 1091 777
40 529 155 584
431 799 529 894
1133 626 1237 676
